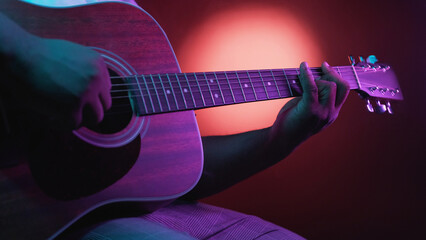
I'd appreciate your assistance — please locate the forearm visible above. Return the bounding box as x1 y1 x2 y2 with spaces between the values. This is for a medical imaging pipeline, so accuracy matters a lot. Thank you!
0 12 39 85
183 61 350 200
183 127 301 200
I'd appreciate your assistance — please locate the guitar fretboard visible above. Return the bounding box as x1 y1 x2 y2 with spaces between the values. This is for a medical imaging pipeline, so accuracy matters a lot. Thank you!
112 66 360 116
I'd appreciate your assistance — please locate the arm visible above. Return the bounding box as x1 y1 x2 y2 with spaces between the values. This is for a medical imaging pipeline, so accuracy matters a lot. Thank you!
184 62 350 200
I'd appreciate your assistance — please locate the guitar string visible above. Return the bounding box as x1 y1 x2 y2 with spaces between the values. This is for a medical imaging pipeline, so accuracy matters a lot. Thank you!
107 66 376 81
109 80 360 100
105 80 375 108
108 68 363 85
105 86 383 116
109 80 363 102
108 70 360 89
108 73 360 97
108 80 360 103
107 74 370 101
107 68 375 89
107 66 369 81
104 81 370 116
102 68 387 115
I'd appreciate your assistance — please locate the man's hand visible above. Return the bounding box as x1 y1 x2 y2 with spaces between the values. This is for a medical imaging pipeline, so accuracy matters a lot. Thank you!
12 37 112 129
269 61 350 148
1 12 110 129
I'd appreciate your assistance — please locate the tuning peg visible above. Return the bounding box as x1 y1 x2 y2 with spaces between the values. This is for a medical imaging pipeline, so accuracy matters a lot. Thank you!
374 100 387 114
356 55 370 68
366 55 378 64
365 99 374 112
386 101 393 114
348 55 356 65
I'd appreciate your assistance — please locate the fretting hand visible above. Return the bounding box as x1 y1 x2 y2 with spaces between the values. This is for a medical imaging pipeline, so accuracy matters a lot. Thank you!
269 61 350 148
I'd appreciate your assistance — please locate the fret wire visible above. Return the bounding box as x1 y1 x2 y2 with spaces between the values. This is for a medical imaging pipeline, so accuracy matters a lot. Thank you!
282 69 293 97
212 72 226 105
336 66 342 77
223 72 236 103
133 75 148 114
111 67 361 81
183 73 197 107
235 71 247 102
194 73 207 106
112 86 298 101
258 70 269 99
295 68 301 90
175 73 188 109
150 75 164 112
270 70 282 98
336 67 346 86
112 83 299 108
116 82 304 97
166 73 179 110
200 72 215 105
158 74 171 111
351 65 362 89
116 69 361 88
141 75 155 113
114 73 360 95
111 66 366 112
247 71 258 100
115 75 318 97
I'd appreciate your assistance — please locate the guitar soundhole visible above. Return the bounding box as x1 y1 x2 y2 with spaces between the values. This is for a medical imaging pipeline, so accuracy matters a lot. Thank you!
88 69 133 134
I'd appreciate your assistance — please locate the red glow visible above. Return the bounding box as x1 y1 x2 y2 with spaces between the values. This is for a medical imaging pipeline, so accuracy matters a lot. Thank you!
176 4 322 135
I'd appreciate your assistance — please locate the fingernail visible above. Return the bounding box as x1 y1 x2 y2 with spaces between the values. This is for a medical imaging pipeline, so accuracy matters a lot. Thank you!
303 62 309 68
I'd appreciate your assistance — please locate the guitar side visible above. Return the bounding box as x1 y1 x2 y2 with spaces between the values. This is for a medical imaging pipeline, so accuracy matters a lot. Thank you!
0 1 203 239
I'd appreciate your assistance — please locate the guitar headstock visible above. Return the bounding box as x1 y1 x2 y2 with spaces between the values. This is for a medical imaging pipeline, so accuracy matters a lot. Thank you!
349 55 403 114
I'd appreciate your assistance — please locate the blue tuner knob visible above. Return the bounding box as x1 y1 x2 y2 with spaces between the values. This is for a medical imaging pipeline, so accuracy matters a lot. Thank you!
367 55 378 64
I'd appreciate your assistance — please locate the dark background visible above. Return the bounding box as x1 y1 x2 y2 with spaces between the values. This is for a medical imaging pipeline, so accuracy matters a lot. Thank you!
140 0 425 239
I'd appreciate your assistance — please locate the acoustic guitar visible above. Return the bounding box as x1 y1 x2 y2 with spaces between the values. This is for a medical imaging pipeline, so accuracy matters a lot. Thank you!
0 1 403 239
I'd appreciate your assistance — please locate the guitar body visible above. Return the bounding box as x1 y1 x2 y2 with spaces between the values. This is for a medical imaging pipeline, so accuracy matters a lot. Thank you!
0 1 203 239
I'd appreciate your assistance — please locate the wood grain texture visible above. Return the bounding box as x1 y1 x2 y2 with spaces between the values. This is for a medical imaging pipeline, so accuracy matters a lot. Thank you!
0 1 203 239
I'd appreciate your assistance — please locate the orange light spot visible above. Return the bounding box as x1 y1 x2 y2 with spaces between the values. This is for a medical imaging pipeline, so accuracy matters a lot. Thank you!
177 4 322 135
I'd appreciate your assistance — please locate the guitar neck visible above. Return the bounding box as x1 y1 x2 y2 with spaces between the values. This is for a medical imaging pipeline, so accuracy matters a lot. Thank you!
113 66 361 116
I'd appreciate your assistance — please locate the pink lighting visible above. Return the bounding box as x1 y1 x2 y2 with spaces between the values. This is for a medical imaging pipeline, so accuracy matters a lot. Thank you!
176 4 323 135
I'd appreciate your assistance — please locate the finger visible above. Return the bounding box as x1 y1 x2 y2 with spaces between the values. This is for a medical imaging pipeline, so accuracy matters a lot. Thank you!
99 72 112 110
100 91 112 110
299 62 318 103
99 59 111 90
321 62 350 108
91 98 104 124
98 60 112 110
316 80 337 110
82 99 104 127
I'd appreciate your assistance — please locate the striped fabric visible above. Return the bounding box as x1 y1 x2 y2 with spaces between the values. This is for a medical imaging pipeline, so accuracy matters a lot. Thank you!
82 201 305 240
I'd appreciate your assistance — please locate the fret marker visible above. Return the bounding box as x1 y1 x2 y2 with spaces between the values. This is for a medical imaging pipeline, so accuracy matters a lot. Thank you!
244 84 248 88
292 80 296 84
210 79 214 83
184 88 188 93
214 93 219 98
166 90 171 94
267 82 271 86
